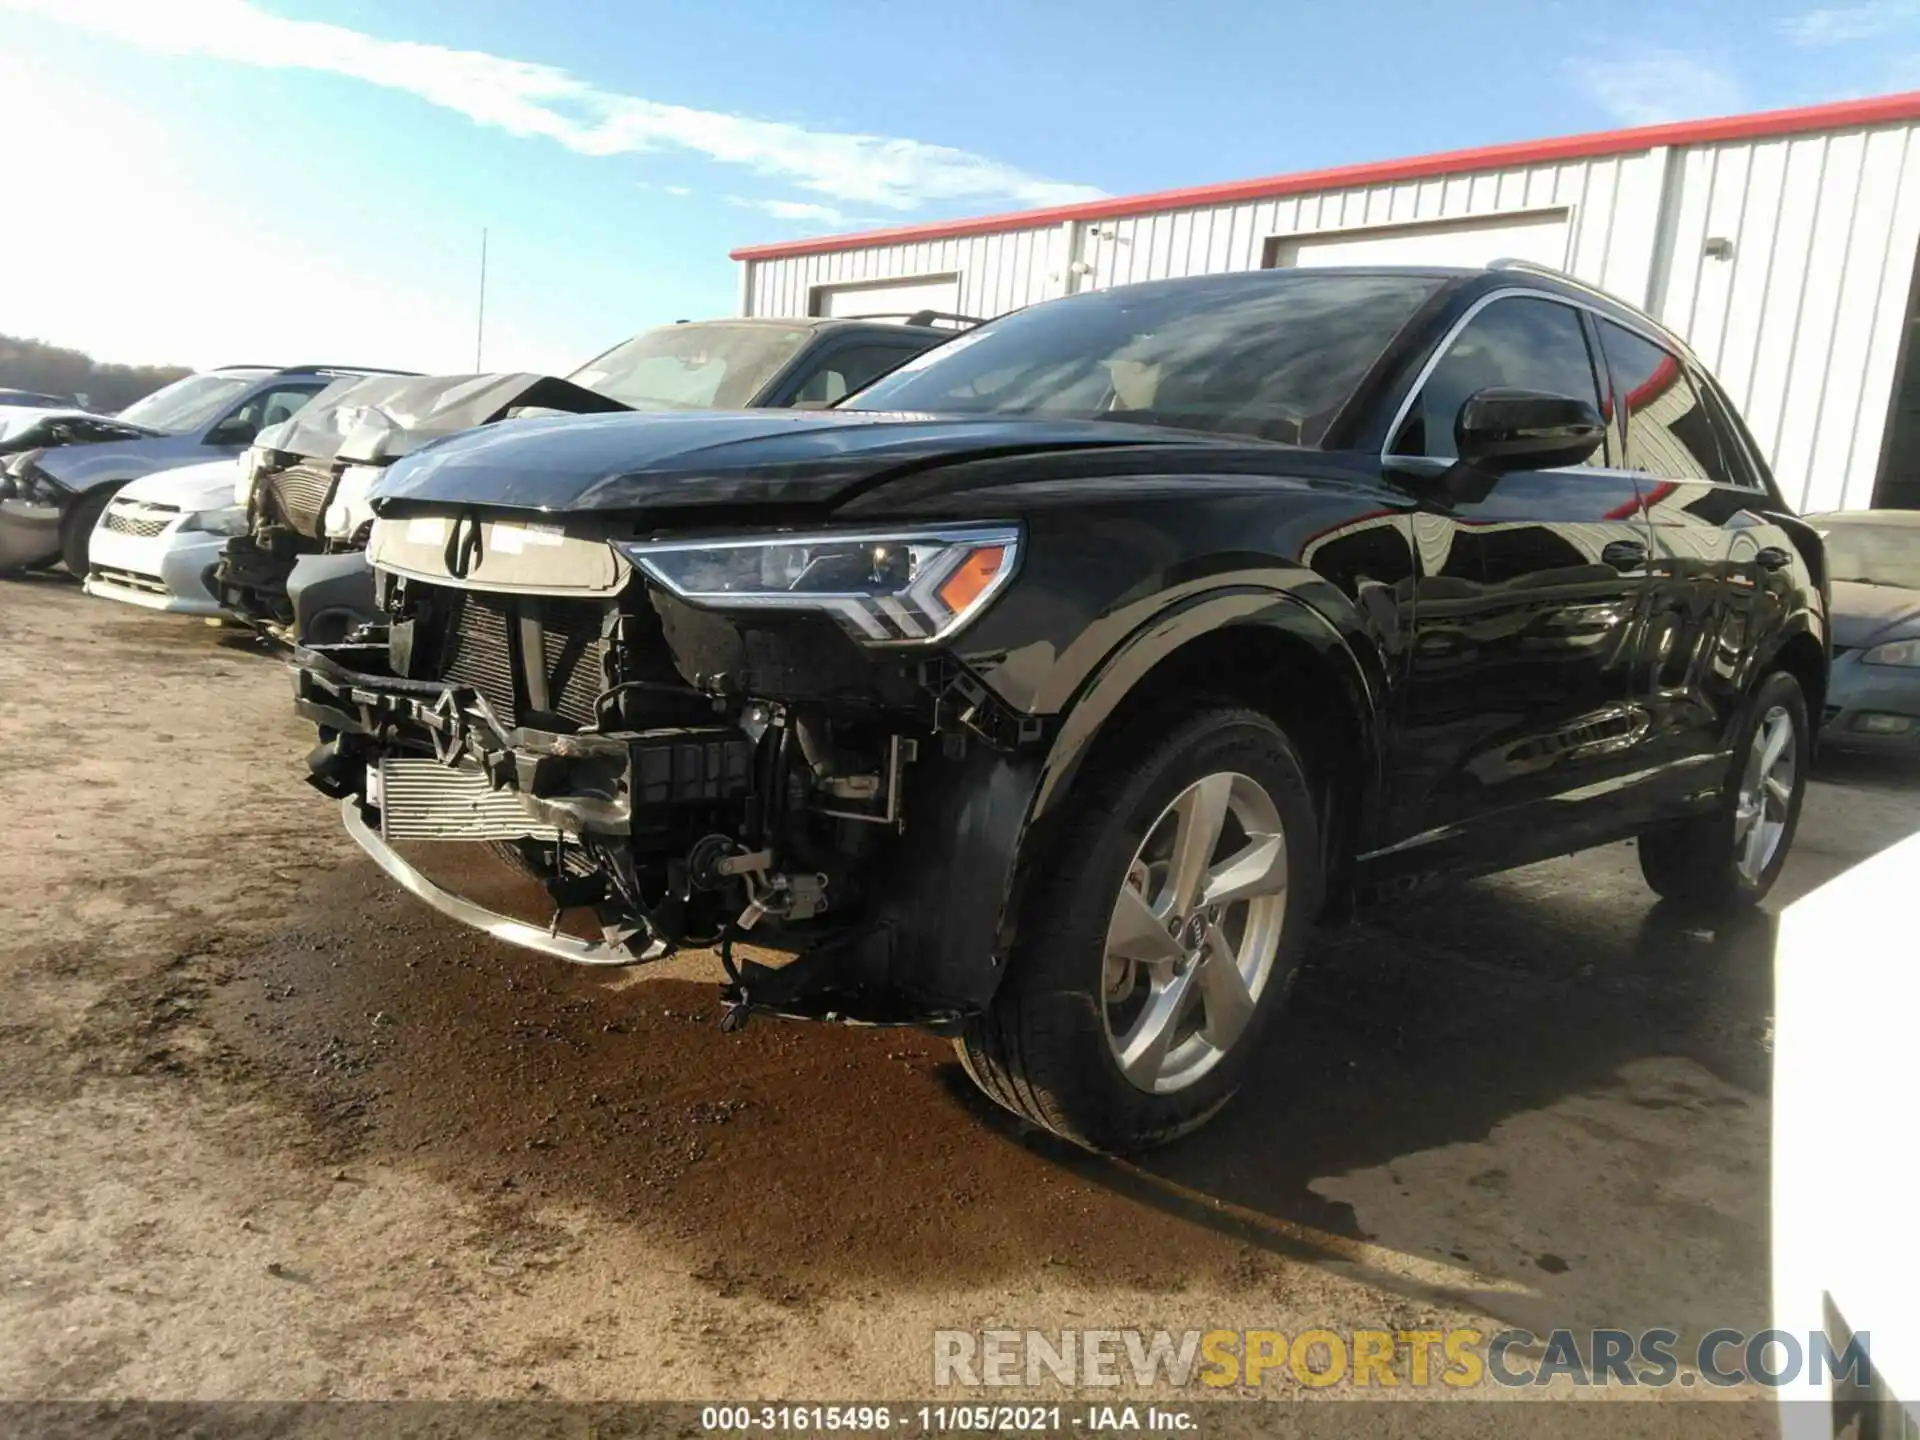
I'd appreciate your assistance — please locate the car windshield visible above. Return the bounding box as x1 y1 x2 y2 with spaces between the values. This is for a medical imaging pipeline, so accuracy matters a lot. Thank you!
844 272 1444 444
568 323 815 411
116 373 256 433
1818 521 1920 590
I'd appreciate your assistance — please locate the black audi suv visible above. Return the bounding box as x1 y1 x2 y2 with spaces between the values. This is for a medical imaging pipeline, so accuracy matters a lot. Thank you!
289 261 1827 1152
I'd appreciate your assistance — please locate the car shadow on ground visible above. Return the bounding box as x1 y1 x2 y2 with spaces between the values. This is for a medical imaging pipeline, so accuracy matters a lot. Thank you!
946 858 1777 1334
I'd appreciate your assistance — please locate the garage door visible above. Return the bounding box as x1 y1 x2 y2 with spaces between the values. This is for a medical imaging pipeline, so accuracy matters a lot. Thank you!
1267 210 1570 271
811 275 962 321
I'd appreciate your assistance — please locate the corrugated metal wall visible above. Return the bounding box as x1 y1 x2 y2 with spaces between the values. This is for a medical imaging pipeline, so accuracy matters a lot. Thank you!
1655 124 1920 511
741 119 1920 512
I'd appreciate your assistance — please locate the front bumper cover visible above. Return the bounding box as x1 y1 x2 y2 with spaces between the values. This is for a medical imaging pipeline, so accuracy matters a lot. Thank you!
0 498 62 570
1820 652 1920 751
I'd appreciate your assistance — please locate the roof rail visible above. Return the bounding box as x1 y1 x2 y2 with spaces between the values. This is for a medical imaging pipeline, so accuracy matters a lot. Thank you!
834 309 985 329
1486 256 1575 279
277 364 423 377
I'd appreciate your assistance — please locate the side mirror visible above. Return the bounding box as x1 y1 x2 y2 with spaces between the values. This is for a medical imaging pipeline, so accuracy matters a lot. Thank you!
208 416 260 447
1455 388 1605 472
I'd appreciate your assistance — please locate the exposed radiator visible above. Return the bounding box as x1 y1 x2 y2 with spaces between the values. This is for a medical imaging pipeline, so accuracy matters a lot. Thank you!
434 591 611 730
262 461 337 538
374 756 561 843
440 592 521 725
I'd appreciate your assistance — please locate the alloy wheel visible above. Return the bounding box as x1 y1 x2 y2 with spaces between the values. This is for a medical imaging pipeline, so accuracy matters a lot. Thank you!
1101 771 1289 1094
1734 704 1796 883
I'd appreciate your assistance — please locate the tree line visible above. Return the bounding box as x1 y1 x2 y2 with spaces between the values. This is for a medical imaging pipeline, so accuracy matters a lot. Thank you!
0 334 192 412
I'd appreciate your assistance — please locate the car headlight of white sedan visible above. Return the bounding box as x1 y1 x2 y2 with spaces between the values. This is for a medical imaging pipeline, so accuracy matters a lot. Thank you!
180 506 251 537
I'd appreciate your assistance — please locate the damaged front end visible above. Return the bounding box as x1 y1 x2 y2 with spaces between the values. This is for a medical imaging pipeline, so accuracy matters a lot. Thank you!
294 515 1046 1030
219 374 628 637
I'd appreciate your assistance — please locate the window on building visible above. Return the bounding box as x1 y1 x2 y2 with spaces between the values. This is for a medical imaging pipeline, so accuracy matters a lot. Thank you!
1391 297 1607 464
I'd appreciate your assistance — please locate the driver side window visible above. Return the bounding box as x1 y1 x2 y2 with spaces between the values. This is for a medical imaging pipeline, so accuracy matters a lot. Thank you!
1392 297 1609 466
211 383 323 441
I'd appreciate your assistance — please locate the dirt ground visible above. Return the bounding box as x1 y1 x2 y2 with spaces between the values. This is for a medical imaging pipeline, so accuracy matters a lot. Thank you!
3 576 1916 1417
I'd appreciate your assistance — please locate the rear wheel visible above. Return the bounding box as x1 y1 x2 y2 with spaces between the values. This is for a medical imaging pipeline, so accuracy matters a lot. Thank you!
60 486 120 579
1637 670 1808 912
957 706 1321 1153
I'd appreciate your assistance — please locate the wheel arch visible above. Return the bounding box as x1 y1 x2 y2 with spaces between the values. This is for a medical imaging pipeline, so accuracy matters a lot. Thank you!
1764 624 1829 731
1007 587 1385 942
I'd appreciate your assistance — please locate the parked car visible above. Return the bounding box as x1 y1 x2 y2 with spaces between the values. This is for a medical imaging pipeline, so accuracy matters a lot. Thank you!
1807 508 1920 752
0 388 79 409
82 458 249 616
216 315 969 641
290 263 1826 1152
0 364 415 577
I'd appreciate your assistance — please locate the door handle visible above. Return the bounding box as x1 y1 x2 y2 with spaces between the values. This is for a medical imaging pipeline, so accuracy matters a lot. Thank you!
1755 545 1792 572
1601 540 1648 571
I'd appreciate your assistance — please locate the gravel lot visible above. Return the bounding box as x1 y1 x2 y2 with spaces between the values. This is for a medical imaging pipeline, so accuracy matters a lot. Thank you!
3 575 1915 1418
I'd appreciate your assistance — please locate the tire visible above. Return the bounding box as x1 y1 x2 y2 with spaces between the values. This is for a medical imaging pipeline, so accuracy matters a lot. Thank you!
60 486 120 579
1637 670 1809 913
956 706 1322 1154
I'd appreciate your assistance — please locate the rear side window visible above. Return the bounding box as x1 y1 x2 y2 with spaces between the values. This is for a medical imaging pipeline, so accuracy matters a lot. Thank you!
1597 320 1743 487
1694 378 1764 490
791 344 923 405
1392 297 1607 464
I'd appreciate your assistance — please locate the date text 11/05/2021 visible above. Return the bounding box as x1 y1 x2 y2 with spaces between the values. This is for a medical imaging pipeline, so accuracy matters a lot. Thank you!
701 1407 1186 1433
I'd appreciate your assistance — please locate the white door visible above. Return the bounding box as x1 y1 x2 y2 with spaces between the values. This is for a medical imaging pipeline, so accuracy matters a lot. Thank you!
812 275 962 321
1270 210 1570 270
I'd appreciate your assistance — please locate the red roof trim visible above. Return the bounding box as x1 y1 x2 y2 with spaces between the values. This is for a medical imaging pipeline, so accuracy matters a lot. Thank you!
731 91 1920 262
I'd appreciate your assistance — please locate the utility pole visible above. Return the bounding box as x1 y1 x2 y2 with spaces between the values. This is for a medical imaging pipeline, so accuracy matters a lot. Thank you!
474 227 489 371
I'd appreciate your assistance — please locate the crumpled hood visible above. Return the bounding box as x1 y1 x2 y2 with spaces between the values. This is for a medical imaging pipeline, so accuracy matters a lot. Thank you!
0 409 162 455
1832 579 1920 649
116 458 244 512
369 409 1229 516
268 372 630 467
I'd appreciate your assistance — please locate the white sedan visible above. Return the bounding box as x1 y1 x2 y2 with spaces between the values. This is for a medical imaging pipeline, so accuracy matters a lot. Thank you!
82 459 249 616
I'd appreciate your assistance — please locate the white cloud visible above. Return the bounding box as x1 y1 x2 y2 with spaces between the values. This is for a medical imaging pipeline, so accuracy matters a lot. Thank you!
2 0 1103 214
663 184 692 198
1572 49 1747 126
1782 0 1920 44
726 196 849 225
0 50 578 374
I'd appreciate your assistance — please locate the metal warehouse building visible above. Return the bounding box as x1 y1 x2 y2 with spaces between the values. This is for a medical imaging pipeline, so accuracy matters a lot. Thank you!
733 92 1920 514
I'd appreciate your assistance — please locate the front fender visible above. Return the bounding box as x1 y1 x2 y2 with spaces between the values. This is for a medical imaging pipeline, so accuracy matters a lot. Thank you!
899 586 1382 1013
1023 585 1380 827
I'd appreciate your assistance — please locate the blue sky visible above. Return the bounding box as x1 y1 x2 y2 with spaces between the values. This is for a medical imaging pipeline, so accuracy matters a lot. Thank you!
2 0 1916 374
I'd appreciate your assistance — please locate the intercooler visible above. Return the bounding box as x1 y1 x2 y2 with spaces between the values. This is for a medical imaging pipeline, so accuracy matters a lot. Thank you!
260 461 338 538
373 756 561 843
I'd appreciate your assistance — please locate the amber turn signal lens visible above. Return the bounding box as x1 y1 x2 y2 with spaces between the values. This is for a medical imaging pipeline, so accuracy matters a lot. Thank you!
937 545 1007 615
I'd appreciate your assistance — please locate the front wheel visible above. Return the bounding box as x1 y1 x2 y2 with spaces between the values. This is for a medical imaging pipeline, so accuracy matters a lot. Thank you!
1637 670 1809 912
60 486 120 578
956 707 1322 1153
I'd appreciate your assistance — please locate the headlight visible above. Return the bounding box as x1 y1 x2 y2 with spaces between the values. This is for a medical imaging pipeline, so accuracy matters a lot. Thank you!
617 524 1020 644
323 463 385 541
180 506 250 537
1863 638 1920 667
235 446 270 508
